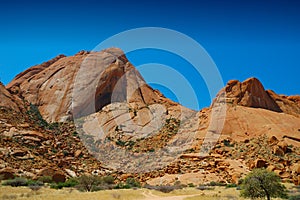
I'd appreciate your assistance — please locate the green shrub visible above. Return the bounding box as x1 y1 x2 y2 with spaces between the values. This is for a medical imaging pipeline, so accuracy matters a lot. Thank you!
114 183 131 189
188 183 195 187
125 178 141 188
226 183 237 188
50 182 65 189
223 139 234 147
289 195 300 200
26 180 43 186
208 181 226 187
50 178 79 189
2 178 44 188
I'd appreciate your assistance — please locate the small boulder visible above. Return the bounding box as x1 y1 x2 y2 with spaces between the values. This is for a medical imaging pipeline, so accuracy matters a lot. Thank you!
269 135 279 144
52 173 66 183
38 168 56 177
254 159 267 168
273 146 284 156
291 163 300 174
0 168 15 180
277 141 288 153
65 169 77 178
74 150 82 158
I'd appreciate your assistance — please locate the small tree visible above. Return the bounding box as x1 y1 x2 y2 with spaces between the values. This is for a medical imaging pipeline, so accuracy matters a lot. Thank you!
240 168 288 200
77 175 102 192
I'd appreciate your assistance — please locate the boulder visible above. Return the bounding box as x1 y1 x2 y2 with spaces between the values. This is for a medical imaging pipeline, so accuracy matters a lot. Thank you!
0 168 15 180
52 173 66 183
231 172 241 184
74 150 82 158
65 169 77 178
38 168 56 177
215 78 282 112
291 163 300 174
273 146 285 156
254 159 267 168
277 141 288 153
269 135 279 144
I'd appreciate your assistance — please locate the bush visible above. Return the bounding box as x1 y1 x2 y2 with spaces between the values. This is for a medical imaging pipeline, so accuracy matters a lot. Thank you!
50 182 65 189
27 180 43 186
2 178 28 187
226 183 237 188
289 195 300 200
144 184 178 193
155 185 177 193
125 178 141 188
187 183 195 187
50 178 79 189
197 185 215 191
2 178 44 188
208 181 226 187
114 183 132 189
77 175 102 192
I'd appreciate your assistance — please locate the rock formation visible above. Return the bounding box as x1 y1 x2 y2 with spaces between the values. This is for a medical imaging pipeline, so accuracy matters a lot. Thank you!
0 82 23 112
1 48 299 185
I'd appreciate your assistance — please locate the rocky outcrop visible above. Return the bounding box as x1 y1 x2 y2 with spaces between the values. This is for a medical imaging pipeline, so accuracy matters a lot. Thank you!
0 82 22 112
218 78 282 112
215 78 300 117
267 90 300 117
7 48 185 123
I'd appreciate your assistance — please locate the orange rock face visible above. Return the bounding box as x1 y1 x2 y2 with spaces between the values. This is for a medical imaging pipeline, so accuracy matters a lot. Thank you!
0 82 22 112
220 78 281 112
7 48 184 123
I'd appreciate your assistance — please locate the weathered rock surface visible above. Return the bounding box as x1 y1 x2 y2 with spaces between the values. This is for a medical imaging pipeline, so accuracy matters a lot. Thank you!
7 48 186 123
0 82 22 112
215 77 300 117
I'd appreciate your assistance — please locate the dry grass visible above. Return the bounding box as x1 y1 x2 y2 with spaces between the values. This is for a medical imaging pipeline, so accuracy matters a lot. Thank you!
0 185 294 200
0 186 144 200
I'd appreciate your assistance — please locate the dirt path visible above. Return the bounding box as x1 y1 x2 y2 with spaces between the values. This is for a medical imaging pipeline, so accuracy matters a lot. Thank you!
141 190 197 200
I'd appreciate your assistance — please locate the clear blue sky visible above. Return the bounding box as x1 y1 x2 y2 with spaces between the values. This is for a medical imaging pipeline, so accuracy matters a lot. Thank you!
0 0 299 110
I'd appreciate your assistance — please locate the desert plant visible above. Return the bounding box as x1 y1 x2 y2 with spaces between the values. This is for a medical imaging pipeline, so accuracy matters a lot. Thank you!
50 178 79 189
125 178 141 188
197 185 215 191
2 178 28 187
226 183 237 188
77 175 102 192
289 195 300 200
188 183 195 187
114 183 131 189
208 181 226 186
240 168 288 200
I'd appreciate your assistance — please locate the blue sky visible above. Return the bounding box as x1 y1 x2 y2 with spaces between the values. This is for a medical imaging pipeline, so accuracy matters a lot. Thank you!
0 0 299 110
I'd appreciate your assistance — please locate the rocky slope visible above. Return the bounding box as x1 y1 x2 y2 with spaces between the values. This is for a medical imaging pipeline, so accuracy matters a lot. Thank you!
1 48 299 185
